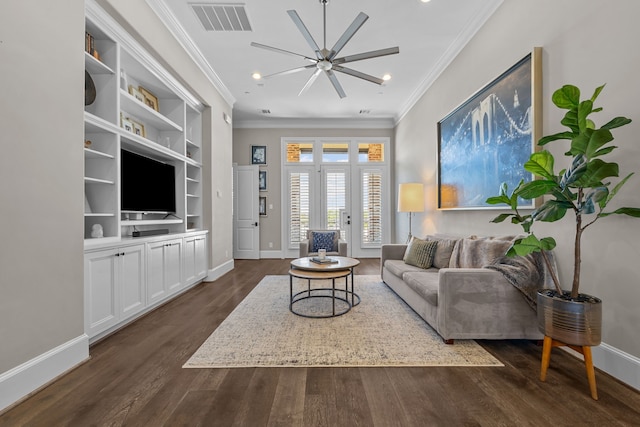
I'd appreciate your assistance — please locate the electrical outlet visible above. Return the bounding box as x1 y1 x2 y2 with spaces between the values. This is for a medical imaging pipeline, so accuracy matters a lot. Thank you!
268 242 273 248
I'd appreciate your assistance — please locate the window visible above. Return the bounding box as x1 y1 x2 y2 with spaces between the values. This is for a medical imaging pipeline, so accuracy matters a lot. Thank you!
322 142 349 162
358 142 384 162
286 142 313 163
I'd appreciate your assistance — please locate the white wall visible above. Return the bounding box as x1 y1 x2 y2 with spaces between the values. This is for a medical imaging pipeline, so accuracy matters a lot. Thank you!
0 0 87 408
233 127 394 252
396 0 640 367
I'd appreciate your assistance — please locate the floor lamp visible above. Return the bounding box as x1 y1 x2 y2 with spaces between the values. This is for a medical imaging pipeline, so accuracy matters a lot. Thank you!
398 183 424 243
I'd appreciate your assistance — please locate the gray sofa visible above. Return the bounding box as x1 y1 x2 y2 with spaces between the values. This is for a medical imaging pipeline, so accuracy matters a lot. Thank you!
381 235 555 344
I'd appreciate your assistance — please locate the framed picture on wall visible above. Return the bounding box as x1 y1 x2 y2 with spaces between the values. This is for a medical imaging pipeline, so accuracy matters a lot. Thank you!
437 47 542 209
259 170 267 191
252 145 266 165
259 196 267 216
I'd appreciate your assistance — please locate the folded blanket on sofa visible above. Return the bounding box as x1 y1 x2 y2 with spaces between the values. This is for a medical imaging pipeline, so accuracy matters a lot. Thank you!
485 252 546 310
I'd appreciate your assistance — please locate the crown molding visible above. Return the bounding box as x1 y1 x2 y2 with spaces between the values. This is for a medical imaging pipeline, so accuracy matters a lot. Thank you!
233 117 395 129
145 0 236 107
395 0 504 125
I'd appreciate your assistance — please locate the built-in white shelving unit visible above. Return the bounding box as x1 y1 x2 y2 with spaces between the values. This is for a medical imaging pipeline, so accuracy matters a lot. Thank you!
83 0 208 342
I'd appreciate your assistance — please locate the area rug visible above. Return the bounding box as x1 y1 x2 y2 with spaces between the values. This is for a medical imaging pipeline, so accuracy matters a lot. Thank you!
183 275 503 368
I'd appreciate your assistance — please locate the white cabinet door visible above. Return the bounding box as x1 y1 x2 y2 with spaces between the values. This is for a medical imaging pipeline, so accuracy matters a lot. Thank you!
147 241 167 305
165 239 183 295
119 244 146 320
147 239 183 304
183 234 207 284
84 248 119 337
194 235 208 280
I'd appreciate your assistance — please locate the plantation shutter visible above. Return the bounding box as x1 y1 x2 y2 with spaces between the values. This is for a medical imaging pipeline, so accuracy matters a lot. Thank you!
288 171 310 246
325 171 346 235
362 170 383 245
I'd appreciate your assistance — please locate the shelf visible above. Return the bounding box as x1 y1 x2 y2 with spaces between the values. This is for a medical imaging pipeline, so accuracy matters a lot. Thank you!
85 51 114 75
186 193 198 198
120 89 182 132
85 176 115 185
186 139 200 148
121 219 183 226
186 177 199 183
84 148 114 159
85 111 118 133
85 213 115 217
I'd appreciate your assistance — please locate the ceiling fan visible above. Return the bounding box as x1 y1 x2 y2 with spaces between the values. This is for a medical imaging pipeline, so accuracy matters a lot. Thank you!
250 0 399 98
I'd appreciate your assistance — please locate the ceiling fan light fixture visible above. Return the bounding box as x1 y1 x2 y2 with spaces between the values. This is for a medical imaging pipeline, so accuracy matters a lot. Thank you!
382 74 392 81
252 72 262 80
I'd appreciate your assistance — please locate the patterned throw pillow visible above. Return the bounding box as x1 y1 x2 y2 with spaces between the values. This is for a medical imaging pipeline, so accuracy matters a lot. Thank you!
311 231 338 252
403 237 438 269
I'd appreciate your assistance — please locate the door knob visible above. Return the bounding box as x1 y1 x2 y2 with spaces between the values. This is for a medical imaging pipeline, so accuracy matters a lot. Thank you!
254 222 258 226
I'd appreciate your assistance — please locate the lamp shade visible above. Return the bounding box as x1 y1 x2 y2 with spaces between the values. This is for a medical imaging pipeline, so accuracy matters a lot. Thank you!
398 183 424 212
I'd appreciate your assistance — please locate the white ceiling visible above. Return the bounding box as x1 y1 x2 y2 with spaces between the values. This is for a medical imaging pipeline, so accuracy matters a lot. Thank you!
147 0 503 127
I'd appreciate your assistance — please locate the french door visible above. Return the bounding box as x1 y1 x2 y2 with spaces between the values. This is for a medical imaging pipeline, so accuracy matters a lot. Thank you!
282 138 389 258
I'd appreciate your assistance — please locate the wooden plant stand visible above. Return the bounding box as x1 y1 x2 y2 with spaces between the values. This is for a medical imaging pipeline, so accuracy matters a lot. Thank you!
540 335 598 400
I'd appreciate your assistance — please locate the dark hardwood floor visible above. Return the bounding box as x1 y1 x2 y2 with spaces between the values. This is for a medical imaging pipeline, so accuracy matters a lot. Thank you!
2 258 640 426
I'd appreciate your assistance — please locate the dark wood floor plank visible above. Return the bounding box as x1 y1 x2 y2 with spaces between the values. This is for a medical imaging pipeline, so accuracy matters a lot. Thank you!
267 368 307 427
2 258 640 427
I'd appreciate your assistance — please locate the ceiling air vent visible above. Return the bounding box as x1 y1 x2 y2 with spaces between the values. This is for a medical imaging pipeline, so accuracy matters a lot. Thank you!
191 3 252 32
260 109 271 115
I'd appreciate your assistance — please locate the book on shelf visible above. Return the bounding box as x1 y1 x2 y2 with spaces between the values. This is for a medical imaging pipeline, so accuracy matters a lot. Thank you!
310 257 338 264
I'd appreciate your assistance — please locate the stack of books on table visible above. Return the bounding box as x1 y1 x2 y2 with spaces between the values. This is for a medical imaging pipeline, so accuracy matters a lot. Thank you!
310 257 338 264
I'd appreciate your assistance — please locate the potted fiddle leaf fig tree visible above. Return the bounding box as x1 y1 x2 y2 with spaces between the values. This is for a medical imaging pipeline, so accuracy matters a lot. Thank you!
486 84 640 347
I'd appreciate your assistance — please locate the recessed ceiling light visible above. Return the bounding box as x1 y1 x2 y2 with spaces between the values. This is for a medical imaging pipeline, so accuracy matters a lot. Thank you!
382 74 392 81
252 72 261 80
420 0 431 3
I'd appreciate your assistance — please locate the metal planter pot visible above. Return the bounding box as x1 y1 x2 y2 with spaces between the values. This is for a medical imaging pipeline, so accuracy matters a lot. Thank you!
537 289 602 346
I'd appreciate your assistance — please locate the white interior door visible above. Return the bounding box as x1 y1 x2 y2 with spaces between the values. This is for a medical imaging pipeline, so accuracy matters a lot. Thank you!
233 165 260 259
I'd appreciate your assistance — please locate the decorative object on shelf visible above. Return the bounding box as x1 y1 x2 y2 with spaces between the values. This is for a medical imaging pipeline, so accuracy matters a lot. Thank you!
438 48 541 209
132 120 146 138
120 69 128 91
85 70 96 106
398 183 424 243
486 84 640 400
128 85 145 103
84 140 92 148
259 170 267 191
252 145 266 165
259 196 267 216
139 86 159 111
187 150 192 159
91 224 104 238
121 116 134 133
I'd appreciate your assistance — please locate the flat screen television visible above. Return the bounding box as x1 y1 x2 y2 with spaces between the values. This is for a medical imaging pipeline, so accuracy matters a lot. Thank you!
121 149 176 214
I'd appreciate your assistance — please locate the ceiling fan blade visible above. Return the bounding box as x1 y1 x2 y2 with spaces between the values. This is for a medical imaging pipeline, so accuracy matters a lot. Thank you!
325 70 347 98
250 42 316 63
298 69 322 96
263 64 317 79
333 47 400 65
287 10 323 60
333 65 384 85
327 12 368 61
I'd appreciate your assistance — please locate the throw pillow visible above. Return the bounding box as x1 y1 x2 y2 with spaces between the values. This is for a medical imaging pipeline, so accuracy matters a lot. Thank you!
311 231 338 252
426 236 458 269
403 237 438 269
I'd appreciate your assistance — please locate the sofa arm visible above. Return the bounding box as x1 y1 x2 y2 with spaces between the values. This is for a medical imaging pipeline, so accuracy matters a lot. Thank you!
338 240 347 256
380 244 407 276
299 239 310 257
437 268 540 340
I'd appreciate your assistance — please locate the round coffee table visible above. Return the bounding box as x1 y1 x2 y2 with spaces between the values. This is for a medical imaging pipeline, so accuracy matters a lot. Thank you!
289 256 360 318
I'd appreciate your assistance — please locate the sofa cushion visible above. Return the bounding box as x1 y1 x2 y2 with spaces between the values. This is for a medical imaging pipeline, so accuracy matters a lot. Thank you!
384 259 429 278
448 235 518 268
403 237 437 269
403 271 440 306
426 235 458 269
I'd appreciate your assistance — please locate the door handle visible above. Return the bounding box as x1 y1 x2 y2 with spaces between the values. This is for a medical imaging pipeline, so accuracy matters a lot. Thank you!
254 222 258 226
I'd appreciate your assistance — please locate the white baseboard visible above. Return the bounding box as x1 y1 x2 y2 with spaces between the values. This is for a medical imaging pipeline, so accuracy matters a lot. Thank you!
562 341 640 392
206 259 234 281
0 334 89 412
259 250 284 259
592 342 640 391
